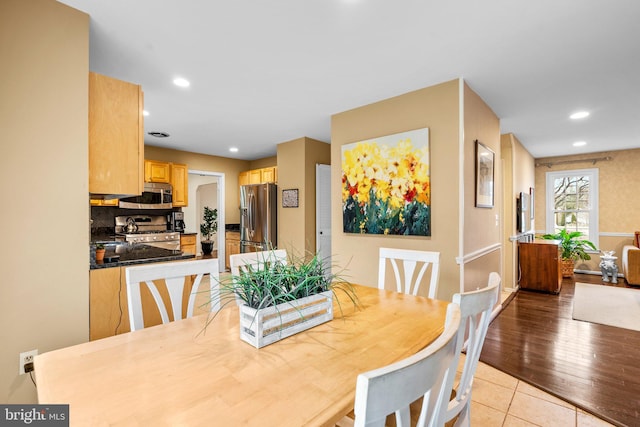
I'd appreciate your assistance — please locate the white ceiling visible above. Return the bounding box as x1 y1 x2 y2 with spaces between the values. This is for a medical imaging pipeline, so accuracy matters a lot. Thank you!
59 0 640 161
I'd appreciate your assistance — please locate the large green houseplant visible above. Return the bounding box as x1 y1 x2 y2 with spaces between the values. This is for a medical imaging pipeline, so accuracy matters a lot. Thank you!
541 229 597 277
200 206 218 255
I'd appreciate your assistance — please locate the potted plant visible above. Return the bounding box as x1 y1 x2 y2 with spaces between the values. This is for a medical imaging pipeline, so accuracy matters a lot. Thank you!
206 249 359 348
200 206 218 255
95 243 106 262
541 229 597 277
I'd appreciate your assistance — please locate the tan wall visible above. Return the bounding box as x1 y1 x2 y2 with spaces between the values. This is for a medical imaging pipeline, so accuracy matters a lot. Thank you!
276 138 306 255
331 80 461 300
249 156 277 170
144 145 250 223
501 133 535 289
535 148 640 273
0 0 89 403
461 83 502 292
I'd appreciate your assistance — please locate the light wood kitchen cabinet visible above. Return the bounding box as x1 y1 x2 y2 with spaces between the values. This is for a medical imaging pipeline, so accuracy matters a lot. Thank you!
239 171 250 187
89 72 144 196
90 199 119 206
180 234 197 255
89 267 130 340
89 262 195 340
518 240 562 294
144 160 171 183
239 167 277 187
249 169 262 184
171 163 188 207
225 231 241 270
144 159 189 207
261 166 277 183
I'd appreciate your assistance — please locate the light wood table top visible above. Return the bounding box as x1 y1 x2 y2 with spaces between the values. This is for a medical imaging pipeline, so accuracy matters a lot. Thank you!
35 284 448 426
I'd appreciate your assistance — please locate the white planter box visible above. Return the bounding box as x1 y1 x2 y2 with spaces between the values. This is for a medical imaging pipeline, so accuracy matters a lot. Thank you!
239 291 333 348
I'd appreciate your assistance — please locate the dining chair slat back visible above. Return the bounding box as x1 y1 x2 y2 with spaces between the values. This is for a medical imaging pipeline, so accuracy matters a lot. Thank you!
352 303 462 427
378 248 440 299
229 249 288 277
444 272 500 427
125 258 219 331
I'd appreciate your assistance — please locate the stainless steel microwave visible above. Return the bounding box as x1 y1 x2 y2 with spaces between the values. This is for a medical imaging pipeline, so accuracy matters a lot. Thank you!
119 182 173 209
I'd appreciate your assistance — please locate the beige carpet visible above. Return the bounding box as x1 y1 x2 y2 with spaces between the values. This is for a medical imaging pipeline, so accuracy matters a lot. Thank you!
573 282 640 332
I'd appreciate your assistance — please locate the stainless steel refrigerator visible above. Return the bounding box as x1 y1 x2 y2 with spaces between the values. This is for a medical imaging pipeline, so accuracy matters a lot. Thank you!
240 183 277 253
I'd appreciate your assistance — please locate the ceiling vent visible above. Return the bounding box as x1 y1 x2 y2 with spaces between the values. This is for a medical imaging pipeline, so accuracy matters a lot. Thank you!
148 131 170 138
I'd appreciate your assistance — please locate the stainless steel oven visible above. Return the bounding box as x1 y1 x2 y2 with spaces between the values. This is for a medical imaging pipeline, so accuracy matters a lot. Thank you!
115 215 180 250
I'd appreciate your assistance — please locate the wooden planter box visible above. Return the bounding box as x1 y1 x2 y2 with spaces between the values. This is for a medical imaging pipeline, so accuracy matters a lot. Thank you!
239 291 333 348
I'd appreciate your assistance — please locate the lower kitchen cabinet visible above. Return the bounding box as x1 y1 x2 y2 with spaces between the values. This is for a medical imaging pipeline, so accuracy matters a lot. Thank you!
180 234 196 255
89 263 195 340
518 240 562 294
225 231 240 270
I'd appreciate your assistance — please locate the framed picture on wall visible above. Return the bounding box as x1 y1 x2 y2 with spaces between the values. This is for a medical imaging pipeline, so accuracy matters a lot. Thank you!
530 187 535 220
341 127 431 236
475 140 495 208
282 189 299 208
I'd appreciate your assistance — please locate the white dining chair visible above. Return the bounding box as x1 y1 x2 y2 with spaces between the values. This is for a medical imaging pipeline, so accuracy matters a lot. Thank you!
443 272 500 427
229 249 288 277
378 247 440 299
125 258 220 331
351 303 462 427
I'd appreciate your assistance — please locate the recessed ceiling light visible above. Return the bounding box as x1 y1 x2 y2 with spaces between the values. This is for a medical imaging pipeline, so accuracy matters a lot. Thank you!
570 111 589 119
148 131 170 138
573 141 587 147
143 110 149 116
173 77 190 88
229 147 239 153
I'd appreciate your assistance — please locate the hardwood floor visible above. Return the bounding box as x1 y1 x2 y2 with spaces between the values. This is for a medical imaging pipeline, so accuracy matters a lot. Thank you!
480 274 640 427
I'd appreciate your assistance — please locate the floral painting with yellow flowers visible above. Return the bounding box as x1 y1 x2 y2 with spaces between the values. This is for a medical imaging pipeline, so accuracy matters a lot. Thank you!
341 128 431 236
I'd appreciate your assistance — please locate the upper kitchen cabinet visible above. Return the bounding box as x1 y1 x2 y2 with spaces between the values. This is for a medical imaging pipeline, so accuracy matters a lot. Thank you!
89 72 144 197
239 167 277 186
261 167 277 183
170 163 188 207
144 159 189 207
144 160 170 183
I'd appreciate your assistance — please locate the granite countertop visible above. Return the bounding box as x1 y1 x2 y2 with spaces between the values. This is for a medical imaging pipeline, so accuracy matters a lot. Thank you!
90 242 195 270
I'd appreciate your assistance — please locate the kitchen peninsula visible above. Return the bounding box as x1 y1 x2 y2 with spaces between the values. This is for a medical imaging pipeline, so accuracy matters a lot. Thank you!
90 242 194 269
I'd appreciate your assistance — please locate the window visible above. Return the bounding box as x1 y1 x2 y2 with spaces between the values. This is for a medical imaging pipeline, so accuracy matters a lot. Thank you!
545 168 599 247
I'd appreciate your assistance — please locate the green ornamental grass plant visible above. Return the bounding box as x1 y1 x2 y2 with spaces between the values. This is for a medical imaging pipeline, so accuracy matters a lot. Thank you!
203 249 359 330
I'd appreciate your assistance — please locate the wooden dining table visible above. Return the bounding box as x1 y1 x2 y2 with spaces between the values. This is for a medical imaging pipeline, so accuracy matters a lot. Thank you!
35 284 449 426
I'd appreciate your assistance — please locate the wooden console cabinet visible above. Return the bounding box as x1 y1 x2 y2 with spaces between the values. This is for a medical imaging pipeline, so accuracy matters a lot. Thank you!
518 240 562 294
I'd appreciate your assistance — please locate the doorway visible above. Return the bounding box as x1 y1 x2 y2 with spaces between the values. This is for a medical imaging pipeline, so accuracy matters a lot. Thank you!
186 169 226 273
316 164 331 270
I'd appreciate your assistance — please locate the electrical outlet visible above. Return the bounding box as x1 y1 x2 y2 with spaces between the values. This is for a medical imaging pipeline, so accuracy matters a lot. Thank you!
19 349 38 375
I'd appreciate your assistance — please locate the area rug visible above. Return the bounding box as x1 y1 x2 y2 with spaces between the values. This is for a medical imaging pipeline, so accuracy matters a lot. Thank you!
573 282 640 332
